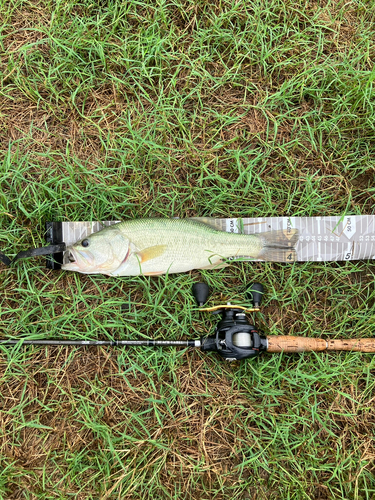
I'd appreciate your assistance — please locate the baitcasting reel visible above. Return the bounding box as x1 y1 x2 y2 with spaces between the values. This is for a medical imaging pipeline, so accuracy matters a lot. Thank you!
193 283 268 361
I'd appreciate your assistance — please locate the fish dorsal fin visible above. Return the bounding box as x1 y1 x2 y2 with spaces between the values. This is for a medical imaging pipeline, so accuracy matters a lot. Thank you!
136 244 167 263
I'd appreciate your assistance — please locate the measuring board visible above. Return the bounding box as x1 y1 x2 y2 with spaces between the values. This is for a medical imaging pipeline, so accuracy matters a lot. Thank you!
45 216 375 269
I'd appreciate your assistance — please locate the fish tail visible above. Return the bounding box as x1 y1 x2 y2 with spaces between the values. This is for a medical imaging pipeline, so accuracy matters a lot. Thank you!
258 229 299 262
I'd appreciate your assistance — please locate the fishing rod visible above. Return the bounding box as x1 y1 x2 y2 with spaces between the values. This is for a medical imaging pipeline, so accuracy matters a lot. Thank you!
1 283 374 360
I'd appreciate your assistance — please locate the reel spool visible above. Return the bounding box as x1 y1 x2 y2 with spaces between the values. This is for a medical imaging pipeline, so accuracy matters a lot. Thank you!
193 282 268 361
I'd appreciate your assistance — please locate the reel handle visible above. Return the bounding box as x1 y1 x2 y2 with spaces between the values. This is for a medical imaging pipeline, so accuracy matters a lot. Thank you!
247 283 264 308
192 283 210 306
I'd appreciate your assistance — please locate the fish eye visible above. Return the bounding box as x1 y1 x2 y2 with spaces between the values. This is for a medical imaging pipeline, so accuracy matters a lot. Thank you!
81 239 90 248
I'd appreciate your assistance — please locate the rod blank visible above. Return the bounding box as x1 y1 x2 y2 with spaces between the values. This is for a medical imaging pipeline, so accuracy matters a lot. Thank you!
0 339 198 347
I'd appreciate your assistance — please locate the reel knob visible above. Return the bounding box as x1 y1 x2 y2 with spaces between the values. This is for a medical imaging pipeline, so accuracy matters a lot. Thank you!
247 283 264 308
192 282 209 306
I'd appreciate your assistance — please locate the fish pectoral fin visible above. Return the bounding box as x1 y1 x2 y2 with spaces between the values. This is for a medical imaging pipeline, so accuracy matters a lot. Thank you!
136 244 167 263
143 271 165 276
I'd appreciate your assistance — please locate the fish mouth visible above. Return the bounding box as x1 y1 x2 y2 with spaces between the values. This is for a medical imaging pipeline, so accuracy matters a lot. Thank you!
61 247 83 271
63 248 77 265
67 250 76 263
61 246 99 272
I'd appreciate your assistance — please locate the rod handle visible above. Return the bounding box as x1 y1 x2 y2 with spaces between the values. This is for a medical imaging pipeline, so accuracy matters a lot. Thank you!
267 336 326 353
267 336 375 353
327 339 375 352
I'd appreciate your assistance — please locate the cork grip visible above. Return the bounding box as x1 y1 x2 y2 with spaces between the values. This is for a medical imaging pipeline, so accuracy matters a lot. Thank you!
267 336 375 353
327 339 375 352
267 336 327 353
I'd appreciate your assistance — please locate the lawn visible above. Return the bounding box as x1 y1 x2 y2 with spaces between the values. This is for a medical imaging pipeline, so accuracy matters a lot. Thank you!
0 0 375 498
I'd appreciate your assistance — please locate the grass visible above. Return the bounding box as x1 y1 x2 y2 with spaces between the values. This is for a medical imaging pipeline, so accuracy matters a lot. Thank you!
0 0 375 498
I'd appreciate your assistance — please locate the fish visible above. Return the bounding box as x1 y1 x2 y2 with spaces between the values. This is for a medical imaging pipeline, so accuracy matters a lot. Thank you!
61 218 299 276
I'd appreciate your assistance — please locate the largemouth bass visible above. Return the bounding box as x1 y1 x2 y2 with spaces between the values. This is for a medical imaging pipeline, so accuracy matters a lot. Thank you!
61 219 298 276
